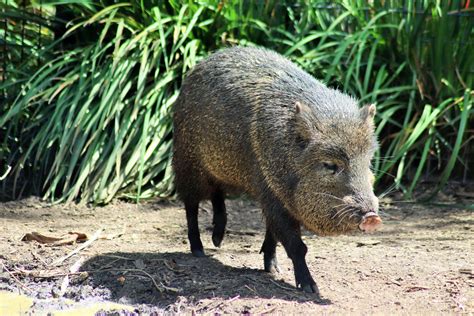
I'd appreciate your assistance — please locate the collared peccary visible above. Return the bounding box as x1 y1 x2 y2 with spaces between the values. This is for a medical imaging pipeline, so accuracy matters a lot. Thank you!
172 46 382 294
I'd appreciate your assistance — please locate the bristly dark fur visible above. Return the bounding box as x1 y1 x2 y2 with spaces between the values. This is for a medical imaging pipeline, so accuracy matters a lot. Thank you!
172 46 379 294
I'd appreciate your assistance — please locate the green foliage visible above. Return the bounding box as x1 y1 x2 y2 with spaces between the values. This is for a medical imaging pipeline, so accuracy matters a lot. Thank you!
0 1 54 97
1 0 472 203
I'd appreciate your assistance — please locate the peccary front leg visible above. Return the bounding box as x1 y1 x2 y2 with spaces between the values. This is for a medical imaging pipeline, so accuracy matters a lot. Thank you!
265 208 318 294
260 228 280 273
211 190 227 247
185 200 205 257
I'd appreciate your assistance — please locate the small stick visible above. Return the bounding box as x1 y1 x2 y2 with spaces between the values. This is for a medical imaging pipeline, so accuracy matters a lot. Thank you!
52 228 103 266
244 284 258 295
269 279 295 291
255 306 277 315
159 282 181 293
211 295 240 311
163 260 185 273
101 254 134 261
128 273 164 293
100 258 124 270
196 300 216 313
1 260 32 293
59 257 84 297
31 251 48 266
127 269 181 293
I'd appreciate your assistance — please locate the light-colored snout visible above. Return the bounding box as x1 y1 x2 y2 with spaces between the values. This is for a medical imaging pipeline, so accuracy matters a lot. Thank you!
342 193 382 233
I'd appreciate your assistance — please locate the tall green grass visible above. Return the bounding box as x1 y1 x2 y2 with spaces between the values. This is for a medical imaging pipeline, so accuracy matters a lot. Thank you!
1 1 472 203
0 0 57 91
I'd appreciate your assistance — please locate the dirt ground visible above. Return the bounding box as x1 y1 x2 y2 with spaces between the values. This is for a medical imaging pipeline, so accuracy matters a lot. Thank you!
0 196 473 315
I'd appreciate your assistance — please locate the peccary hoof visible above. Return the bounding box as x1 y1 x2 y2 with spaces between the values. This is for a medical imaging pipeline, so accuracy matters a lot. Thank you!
212 230 225 247
192 249 206 257
300 283 319 294
264 258 281 274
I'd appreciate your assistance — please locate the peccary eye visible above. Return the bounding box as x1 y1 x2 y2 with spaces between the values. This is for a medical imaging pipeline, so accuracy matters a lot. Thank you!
296 135 309 150
323 162 339 174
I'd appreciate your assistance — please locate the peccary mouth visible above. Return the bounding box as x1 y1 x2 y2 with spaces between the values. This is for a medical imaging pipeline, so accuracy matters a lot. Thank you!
358 211 383 233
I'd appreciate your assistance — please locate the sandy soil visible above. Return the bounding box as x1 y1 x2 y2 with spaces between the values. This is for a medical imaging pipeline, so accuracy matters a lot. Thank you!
0 196 473 314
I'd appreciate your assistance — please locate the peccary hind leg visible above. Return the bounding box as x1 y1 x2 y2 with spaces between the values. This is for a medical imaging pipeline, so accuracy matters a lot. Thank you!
265 204 318 294
260 229 280 273
211 190 227 247
185 200 205 257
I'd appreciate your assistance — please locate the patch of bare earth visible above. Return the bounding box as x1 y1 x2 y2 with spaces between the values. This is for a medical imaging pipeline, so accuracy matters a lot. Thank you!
0 197 473 314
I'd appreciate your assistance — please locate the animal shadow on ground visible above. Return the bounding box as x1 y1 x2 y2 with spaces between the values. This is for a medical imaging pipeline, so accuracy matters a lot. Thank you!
80 251 331 308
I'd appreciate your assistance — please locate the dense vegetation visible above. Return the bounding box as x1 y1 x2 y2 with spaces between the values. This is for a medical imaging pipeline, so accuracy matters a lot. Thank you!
1 0 472 204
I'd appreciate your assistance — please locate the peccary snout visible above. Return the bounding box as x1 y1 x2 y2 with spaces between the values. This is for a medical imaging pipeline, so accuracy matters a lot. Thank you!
340 194 382 232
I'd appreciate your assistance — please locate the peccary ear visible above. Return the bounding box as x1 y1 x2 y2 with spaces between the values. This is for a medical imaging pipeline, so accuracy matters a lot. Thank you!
294 101 315 147
360 103 376 122
295 101 310 115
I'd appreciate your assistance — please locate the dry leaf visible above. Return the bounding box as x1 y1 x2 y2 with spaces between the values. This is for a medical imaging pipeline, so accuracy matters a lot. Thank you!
21 231 88 246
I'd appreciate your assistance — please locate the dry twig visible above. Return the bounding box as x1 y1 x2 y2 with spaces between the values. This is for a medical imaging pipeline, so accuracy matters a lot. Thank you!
255 306 277 315
1 260 32 293
244 284 258 295
269 279 295 291
31 251 48 266
52 228 103 266
59 256 84 297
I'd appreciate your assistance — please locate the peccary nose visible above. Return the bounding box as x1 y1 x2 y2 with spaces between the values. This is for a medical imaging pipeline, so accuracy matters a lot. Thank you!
359 195 382 233
359 211 382 232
